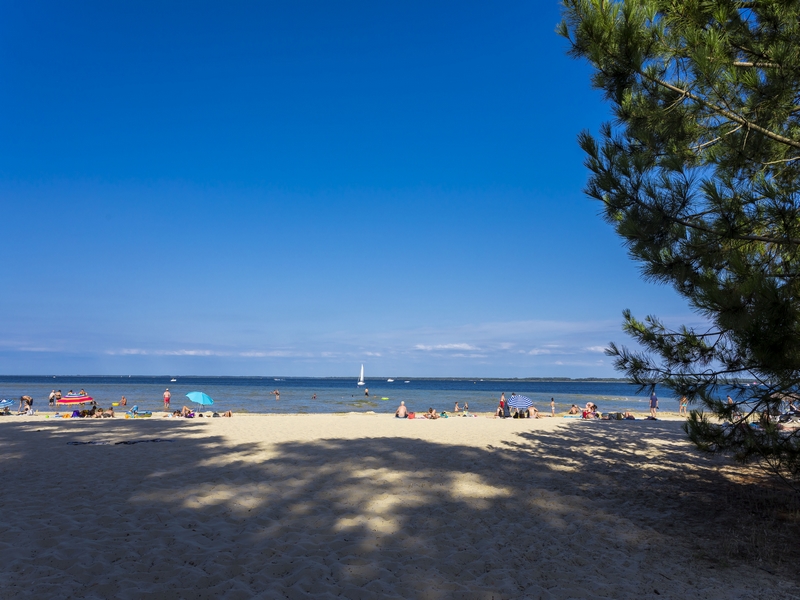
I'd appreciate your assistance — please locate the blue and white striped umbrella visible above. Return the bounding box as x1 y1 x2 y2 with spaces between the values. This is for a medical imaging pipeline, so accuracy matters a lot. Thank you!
0 398 14 410
507 394 533 410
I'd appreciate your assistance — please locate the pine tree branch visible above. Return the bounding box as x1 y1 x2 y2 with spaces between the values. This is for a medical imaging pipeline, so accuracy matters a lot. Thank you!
638 70 800 150
762 156 800 166
733 61 780 69
690 124 743 152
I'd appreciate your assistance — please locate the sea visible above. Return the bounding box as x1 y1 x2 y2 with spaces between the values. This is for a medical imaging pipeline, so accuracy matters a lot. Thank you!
0 376 682 414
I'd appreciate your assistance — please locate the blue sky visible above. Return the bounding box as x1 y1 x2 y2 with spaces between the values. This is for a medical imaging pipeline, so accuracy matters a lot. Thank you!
0 1 697 377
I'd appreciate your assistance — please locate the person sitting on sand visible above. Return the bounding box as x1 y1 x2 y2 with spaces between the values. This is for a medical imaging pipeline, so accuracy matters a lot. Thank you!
454 402 461 412
623 411 635 420
395 401 408 418
425 407 439 419
495 401 504 418
181 406 194 417
568 404 580 415
223 410 233 417
103 407 115 418
93 407 104 418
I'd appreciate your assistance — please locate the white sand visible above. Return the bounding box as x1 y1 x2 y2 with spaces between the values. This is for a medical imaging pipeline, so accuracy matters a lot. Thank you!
0 413 796 599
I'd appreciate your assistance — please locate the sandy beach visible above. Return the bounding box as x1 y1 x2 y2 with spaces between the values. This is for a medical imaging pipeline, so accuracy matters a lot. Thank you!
1 413 797 599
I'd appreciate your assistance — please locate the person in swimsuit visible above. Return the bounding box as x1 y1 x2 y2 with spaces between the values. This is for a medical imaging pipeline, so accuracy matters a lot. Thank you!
550 398 555 417
120 396 127 406
164 388 171 410
649 392 658 418
495 398 505 418
679 396 688 416
395 401 408 418
454 402 461 412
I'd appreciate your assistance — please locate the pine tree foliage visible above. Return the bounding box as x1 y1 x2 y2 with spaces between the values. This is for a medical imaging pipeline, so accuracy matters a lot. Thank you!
559 0 800 483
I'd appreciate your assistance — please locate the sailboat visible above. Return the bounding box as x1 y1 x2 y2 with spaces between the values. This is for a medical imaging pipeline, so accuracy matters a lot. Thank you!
357 364 365 386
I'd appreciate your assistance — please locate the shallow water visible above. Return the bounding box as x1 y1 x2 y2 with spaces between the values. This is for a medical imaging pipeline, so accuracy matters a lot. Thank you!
0 376 682 415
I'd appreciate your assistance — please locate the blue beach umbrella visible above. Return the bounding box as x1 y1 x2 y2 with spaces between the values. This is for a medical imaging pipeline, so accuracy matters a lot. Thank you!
507 394 533 410
0 398 14 410
186 391 214 412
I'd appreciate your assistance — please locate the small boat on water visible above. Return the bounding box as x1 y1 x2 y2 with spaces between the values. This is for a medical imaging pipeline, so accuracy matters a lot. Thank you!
358 365 366 386
387 379 394 382
170 378 177 382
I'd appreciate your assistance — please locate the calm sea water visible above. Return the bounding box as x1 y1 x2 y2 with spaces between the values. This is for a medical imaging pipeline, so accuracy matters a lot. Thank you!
0 376 681 414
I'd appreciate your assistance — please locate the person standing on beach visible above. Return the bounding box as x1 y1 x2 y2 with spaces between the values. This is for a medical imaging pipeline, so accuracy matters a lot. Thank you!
163 388 171 410
550 398 555 417
48 390 56 407
649 392 658 418
679 396 688 416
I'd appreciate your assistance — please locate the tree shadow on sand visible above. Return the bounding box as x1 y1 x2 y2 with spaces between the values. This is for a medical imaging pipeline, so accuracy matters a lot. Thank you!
0 418 797 599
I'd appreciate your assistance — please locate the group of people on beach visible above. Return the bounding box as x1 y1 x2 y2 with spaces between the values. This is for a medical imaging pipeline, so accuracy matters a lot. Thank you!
391 392 662 421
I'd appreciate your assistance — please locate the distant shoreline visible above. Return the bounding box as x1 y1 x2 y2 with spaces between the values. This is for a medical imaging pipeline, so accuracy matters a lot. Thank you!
0 374 632 382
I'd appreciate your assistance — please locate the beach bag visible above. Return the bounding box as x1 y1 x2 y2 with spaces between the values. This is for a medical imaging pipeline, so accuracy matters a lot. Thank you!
408 412 415 419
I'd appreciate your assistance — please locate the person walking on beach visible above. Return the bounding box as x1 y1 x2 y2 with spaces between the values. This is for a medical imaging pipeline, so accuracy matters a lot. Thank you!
163 388 171 410
649 391 658 418
679 395 688 416
550 397 555 417
48 390 56 407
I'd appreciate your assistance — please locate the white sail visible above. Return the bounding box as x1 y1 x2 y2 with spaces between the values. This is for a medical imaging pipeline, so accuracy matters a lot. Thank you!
358 364 365 385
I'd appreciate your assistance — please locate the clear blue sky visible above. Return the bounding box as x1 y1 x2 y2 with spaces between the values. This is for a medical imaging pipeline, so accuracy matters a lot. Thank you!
0 1 696 377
